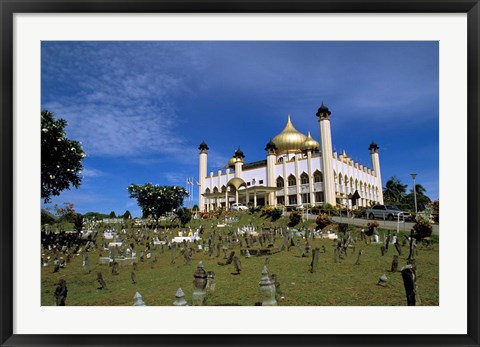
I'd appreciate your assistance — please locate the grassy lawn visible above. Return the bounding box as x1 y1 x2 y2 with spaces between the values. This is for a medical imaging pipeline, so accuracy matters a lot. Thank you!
41 212 439 306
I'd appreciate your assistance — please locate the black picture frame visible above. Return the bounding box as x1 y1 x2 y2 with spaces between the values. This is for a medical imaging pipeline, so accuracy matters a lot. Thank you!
1 1 479 346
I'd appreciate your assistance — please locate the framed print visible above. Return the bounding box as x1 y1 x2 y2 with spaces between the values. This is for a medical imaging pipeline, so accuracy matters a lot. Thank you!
1 1 479 346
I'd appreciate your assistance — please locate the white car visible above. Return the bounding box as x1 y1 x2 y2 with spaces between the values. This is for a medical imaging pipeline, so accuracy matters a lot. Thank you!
230 203 248 211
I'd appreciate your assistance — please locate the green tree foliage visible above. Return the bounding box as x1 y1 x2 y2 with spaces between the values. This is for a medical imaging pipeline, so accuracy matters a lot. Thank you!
41 209 56 225
128 183 189 225
404 184 432 212
41 110 86 203
383 177 432 212
74 214 84 232
109 211 116 218
176 207 192 227
383 176 408 204
83 211 109 220
123 210 132 219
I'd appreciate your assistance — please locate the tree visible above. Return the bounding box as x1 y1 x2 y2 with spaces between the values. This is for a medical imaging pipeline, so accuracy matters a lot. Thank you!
383 176 407 204
404 184 431 211
74 214 84 232
41 110 86 203
127 183 189 225
123 210 132 219
109 211 116 218
176 207 192 227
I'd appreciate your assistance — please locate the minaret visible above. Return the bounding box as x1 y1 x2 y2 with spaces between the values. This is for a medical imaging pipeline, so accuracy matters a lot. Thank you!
233 147 245 178
265 139 277 206
198 141 209 212
368 141 384 204
316 103 336 206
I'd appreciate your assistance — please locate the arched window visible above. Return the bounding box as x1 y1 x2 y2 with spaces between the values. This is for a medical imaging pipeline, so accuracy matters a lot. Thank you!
278 157 284 163
313 170 323 183
276 177 284 188
205 188 211 194
213 187 219 193
300 172 309 184
221 185 226 193
338 173 343 185
288 174 296 186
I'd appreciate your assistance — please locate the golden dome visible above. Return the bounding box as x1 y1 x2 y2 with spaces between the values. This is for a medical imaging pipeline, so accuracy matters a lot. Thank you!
272 115 307 155
228 156 238 167
301 131 320 151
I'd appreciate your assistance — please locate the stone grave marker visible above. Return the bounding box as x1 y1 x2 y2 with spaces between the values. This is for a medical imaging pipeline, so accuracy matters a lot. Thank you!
54 279 67 306
192 261 208 306
377 274 388 287
258 266 277 306
133 292 146 306
401 264 416 306
206 271 216 294
131 270 137 284
173 288 188 306
391 255 399 272
310 248 320 273
380 245 386 256
97 272 106 290
232 256 241 275
394 241 402 256
354 250 364 265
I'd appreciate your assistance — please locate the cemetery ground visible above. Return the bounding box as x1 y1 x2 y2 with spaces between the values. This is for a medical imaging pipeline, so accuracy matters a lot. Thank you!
41 212 439 306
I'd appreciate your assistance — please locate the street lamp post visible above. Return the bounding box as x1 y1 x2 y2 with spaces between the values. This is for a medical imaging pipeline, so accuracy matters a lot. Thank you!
410 173 418 214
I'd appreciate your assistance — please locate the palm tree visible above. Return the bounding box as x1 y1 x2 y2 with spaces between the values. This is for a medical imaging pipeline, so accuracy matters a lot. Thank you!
383 176 407 203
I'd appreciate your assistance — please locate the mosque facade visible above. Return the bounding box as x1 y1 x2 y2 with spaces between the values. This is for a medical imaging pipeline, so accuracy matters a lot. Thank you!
198 103 384 212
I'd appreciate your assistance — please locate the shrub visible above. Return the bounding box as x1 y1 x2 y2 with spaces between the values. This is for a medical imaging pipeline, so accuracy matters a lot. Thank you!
271 208 283 221
352 207 367 218
412 218 433 240
337 223 348 234
288 211 302 227
315 213 331 230
73 214 84 233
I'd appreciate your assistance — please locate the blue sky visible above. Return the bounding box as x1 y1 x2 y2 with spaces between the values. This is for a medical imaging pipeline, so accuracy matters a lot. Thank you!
41 41 439 217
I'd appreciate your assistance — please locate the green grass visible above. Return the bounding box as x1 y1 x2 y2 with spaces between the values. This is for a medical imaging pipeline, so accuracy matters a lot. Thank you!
41 213 439 306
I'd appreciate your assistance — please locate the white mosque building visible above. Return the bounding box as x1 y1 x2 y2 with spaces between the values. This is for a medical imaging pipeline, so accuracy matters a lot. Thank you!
198 103 384 212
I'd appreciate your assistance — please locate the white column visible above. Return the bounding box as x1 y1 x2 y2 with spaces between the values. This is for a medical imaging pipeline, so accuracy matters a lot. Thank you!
294 154 300 205
307 150 314 205
318 112 336 205
266 153 276 206
282 159 288 205
199 151 207 212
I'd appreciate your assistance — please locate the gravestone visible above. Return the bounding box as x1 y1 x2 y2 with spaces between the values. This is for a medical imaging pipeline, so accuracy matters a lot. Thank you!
401 264 416 306
245 249 251 258
111 261 119 275
354 250 364 265
173 288 188 306
377 274 388 287
54 279 68 306
133 292 146 306
380 245 386 256
131 270 137 284
206 271 216 294
170 243 177 264
53 258 60 273
270 274 283 301
232 256 241 275
192 261 208 306
82 252 90 274
394 241 402 256
97 272 106 290
333 247 339 263
310 248 320 273
391 255 399 272
258 266 277 306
